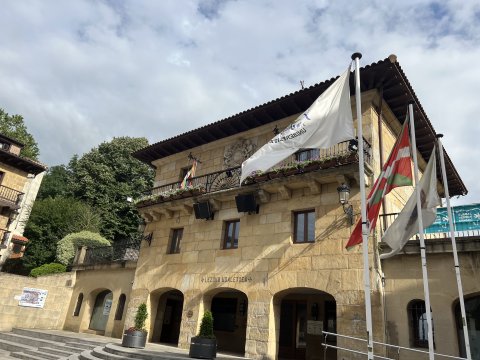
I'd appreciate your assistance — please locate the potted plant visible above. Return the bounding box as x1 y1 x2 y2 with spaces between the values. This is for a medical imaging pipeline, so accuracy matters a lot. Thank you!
189 310 217 359
122 303 148 348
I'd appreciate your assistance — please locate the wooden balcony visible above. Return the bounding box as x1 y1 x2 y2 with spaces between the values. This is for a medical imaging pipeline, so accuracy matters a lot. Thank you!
0 185 24 209
136 138 372 208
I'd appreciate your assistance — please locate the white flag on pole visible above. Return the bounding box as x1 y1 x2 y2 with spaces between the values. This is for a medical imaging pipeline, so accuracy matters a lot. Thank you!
380 147 441 259
240 66 354 184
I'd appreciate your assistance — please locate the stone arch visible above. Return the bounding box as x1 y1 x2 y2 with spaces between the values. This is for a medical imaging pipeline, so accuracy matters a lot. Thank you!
88 288 113 334
272 287 336 360
149 287 184 345
453 292 480 359
202 287 248 355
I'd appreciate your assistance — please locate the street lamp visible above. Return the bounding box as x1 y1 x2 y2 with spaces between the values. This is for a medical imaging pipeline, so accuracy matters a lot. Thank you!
337 183 354 225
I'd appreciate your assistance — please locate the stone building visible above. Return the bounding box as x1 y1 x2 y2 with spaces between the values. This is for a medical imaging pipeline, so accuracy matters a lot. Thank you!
56 55 478 360
0 133 46 266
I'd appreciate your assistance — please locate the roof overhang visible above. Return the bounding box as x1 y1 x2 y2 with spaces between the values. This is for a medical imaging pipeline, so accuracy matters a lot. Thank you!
0 148 47 175
133 55 467 197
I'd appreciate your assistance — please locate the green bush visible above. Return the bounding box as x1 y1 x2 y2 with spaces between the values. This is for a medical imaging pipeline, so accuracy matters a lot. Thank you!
30 263 66 277
198 311 215 339
56 231 110 265
134 303 148 332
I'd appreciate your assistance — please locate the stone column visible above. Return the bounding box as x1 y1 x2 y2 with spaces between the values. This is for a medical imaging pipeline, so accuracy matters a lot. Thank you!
245 290 273 359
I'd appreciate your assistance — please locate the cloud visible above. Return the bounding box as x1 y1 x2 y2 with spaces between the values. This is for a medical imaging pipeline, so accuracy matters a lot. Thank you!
0 0 479 205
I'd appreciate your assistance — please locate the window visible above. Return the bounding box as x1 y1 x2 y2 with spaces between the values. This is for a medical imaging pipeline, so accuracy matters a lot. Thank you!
408 300 434 348
296 149 320 162
0 171 4 185
168 228 183 254
115 294 126 320
73 293 83 316
294 210 316 243
223 220 240 249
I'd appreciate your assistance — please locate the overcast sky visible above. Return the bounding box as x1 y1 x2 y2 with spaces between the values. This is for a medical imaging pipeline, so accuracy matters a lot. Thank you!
0 0 478 205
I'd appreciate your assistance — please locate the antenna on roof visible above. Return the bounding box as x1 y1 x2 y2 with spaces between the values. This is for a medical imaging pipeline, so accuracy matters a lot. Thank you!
300 80 305 90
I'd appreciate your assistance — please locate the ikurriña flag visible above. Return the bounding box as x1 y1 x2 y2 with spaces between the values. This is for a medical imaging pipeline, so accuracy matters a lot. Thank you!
346 119 413 249
240 66 354 184
180 159 197 189
380 147 440 259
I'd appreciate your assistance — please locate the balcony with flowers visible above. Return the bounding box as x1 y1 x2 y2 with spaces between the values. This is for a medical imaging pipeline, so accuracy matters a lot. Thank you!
135 138 372 210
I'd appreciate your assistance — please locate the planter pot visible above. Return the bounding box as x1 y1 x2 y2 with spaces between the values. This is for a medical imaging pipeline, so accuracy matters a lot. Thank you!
282 168 300 177
301 164 320 173
253 174 269 182
189 337 217 359
268 171 284 179
122 330 147 348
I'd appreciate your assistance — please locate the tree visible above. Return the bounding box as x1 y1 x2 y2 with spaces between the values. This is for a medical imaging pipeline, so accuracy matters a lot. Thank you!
37 165 72 199
20 197 101 271
56 231 110 265
0 108 40 160
69 137 153 242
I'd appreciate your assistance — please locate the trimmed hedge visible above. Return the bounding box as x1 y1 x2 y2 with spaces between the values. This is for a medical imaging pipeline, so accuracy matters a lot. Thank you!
56 231 110 265
30 263 66 277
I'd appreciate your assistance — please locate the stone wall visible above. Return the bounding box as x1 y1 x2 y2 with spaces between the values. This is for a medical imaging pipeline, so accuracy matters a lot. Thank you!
64 263 136 338
383 251 480 359
0 272 75 332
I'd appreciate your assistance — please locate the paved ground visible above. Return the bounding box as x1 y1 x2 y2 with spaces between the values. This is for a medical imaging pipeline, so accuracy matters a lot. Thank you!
35 329 249 359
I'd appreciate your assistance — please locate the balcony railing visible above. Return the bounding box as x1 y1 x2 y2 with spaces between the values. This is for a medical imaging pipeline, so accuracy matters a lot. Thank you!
0 228 11 249
82 237 143 266
378 213 480 241
0 185 24 208
139 138 371 206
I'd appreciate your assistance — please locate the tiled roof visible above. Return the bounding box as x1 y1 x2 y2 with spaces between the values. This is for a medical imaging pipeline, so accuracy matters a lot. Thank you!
132 55 467 197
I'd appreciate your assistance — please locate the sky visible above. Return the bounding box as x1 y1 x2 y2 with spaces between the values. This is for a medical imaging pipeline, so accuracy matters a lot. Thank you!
0 0 479 205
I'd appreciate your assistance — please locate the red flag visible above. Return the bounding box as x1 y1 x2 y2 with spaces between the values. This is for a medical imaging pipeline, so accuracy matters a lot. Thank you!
346 119 413 249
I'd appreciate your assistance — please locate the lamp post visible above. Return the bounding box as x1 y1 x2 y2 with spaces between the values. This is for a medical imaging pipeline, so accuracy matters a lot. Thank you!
337 183 354 225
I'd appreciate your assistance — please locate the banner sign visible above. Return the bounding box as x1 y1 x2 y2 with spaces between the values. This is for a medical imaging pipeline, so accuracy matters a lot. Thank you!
19 287 48 308
425 204 480 233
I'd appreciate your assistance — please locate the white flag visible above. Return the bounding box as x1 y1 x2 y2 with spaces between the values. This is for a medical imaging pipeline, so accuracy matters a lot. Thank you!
240 66 354 184
380 148 441 259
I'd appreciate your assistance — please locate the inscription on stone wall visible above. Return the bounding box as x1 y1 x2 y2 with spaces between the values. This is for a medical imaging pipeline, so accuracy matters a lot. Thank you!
200 275 253 283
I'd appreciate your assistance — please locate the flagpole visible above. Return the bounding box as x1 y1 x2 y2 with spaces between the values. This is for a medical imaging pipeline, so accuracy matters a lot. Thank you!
436 134 472 360
351 52 374 360
408 102 435 360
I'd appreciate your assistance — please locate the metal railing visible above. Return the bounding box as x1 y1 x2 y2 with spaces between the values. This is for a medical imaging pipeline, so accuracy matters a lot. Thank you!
147 137 371 199
321 331 466 360
0 185 24 206
83 237 142 266
378 213 480 241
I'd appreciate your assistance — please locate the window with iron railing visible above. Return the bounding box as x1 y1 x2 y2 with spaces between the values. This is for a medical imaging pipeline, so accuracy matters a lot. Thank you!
408 299 434 348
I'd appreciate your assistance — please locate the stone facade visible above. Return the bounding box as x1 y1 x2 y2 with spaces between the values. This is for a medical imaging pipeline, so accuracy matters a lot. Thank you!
0 133 46 266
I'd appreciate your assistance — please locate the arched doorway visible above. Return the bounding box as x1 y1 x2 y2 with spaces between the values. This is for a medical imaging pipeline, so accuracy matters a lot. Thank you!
89 290 113 332
204 288 248 355
455 294 480 359
151 289 184 345
273 288 336 360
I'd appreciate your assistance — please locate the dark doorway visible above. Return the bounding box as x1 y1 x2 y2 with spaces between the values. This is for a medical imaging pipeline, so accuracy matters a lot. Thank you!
209 290 248 355
151 290 184 345
160 297 183 344
279 300 307 360
275 289 336 360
